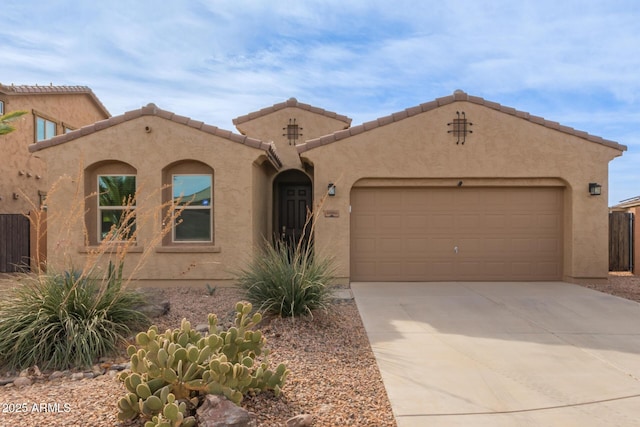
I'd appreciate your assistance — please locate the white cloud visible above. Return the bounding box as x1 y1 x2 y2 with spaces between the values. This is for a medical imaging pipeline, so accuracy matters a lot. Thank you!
3 0 640 202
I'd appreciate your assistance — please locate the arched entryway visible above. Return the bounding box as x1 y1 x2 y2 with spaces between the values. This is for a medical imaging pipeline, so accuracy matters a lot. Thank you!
273 169 312 243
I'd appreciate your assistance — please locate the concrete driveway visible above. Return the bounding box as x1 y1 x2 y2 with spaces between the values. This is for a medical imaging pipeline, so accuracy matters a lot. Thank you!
351 282 640 427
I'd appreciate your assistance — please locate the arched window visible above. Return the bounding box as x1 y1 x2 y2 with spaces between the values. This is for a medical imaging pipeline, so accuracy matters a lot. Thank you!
162 161 214 245
97 174 136 241
85 161 137 245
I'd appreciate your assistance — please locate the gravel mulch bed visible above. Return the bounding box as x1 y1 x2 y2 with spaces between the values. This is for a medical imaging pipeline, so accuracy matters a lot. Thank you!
0 283 397 427
2 272 639 426
577 271 640 302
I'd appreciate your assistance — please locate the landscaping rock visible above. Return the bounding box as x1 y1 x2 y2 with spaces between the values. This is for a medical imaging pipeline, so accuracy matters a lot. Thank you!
286 414 314 427
195 323 209 334
196 395 256 427
49 371 65 380
71 372 85 381
134 288 170 318
110 363 129 371
13 376 32 387
0 376 17 386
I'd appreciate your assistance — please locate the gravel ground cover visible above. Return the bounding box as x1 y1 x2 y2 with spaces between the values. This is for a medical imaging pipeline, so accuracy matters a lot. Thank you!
578 272 640 302
1 273 640 427
0 284 396 427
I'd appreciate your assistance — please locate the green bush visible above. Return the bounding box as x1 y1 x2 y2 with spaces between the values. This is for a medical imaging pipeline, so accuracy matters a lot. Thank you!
236 239 335 317
117 302 288 426
0 262 149 371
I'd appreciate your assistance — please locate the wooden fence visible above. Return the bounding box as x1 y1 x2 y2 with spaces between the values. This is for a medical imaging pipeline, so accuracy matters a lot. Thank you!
0 214 31 273
609 211 634 272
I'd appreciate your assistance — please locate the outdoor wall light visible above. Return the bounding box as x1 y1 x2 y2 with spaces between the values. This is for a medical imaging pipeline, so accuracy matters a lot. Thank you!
328 183 336 196
589 183 602 196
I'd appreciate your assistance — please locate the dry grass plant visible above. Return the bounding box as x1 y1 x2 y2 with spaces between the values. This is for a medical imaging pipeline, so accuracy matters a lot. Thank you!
236 186 338 317
0 164 190 370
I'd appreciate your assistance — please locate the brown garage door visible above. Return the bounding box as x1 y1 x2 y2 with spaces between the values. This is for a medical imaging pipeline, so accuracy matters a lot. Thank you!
350 187 563 281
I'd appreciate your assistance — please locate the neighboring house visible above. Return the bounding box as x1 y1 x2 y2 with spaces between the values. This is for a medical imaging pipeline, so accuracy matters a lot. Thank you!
609 196 639 274
0 83 110 214
29 90 625 286
0 83 110 272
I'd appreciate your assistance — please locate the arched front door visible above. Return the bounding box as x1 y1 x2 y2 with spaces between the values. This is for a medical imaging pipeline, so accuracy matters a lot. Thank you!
273 170 312 243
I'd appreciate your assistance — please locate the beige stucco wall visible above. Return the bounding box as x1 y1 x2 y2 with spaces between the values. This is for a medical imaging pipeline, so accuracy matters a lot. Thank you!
0 93 108 214
301 101 622 284
236 107 350 240
35 97 623 286
40 115 276 286
235 107 349 170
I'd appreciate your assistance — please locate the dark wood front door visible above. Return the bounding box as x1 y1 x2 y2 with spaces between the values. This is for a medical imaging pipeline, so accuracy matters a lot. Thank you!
278 184 312 243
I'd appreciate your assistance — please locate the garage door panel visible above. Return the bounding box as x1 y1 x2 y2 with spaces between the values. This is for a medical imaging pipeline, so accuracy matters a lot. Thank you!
484 214 508 229
430 261 455 278
404 238 429 254
350 187 563 281
429 214 454 230
406 215 429 230
403 262 430 276
376 192 403 209
379 238 402 253
378 214 402 230
511 239 539 252
376 262 403 277
352 213 376 230
537 262 561 278
538 214 561 230
539 238 560 252
456 214 483 230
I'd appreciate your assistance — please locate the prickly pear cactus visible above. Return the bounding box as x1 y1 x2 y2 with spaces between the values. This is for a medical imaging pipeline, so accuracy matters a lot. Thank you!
117 302 289 424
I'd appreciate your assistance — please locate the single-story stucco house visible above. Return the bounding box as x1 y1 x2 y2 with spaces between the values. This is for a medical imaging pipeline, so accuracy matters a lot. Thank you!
29 90 625 286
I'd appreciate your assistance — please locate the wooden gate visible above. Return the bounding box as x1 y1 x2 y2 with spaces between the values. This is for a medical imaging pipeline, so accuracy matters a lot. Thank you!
609 211 634 271
0 214 31 272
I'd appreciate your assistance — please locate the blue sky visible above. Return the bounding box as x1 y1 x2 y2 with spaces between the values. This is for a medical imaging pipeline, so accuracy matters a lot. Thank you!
3 1 639 205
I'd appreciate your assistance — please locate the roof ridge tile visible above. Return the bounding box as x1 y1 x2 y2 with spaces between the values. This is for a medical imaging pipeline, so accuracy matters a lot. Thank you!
232 97 352 126
29 103 282 169
297 90 626 154
0 82 111 117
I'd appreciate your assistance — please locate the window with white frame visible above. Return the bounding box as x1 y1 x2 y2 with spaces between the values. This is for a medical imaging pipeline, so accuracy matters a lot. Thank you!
172 174 212 242
98 175 136 241
0 100 4 115
36 116 56 141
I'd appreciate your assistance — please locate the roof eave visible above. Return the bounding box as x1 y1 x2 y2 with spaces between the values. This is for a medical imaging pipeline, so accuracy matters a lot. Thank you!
232 97 352 128
29 103 283 169
0 83 110 118
298 90 627 154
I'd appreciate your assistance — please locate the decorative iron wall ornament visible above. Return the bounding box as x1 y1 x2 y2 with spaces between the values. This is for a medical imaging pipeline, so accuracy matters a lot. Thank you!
447 111 473 144
282 118 303 145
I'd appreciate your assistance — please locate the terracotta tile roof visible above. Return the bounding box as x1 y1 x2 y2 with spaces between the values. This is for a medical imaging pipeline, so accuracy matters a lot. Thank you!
29 103 283 169
297 90 627 153
610 196 640 210
232 97 352 127
0 83 110 118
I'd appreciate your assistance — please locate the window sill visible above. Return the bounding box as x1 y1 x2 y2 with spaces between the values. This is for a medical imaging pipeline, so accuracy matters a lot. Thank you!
79 245 144 253
155 246 221 253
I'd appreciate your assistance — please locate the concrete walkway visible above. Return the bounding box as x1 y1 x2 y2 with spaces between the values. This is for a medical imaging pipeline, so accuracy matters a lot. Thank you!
351 282 640 427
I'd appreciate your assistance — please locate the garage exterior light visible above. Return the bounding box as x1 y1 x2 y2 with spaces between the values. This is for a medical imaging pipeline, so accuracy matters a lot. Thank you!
589 183 602 196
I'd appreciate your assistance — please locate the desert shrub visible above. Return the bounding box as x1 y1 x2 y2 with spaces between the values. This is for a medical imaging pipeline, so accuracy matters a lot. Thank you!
117 302 288 426
236 238 335 317
0 262 149 371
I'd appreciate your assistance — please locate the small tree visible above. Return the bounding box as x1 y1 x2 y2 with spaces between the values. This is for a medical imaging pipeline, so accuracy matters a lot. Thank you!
0 110 28 135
